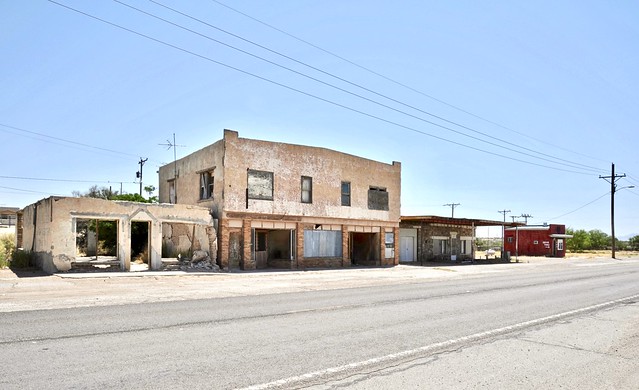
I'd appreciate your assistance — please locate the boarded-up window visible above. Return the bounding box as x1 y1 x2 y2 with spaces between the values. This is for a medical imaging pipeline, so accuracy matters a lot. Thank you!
304 230 342 258
341 181 351 206
301 176 312 203
248 169 274 200
368 186 388 211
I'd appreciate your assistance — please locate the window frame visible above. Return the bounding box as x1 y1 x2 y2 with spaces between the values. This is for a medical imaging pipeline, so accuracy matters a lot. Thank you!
367 186 389 211
341 181 351 206
199 171 214 200
247 169 274 201
301 176 313 204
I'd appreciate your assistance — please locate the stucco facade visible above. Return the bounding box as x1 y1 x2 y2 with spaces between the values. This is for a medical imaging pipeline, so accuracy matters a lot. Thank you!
18 197 216 273
158 129 401 270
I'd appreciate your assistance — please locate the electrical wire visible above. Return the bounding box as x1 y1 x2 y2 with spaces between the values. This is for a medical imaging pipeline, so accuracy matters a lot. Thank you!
0 175 137 184
143 0 605 174
545 192 609 221
0 122 147 160
47 1 600 176
209 0 611 166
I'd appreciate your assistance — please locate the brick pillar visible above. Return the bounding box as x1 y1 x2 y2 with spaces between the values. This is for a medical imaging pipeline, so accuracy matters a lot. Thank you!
342 225 350 267
296 223 305 269
218 219 229 270
242 219 255 270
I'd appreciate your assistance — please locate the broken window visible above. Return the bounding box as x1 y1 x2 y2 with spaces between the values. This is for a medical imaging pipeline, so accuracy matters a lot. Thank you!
367 186 388 211
341 181 351 206
248 169 274 200
200 171 214 200
301 176 312 203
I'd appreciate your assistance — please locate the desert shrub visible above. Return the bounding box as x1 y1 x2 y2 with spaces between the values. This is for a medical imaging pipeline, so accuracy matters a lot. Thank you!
0 234 16 268
11 249 33 268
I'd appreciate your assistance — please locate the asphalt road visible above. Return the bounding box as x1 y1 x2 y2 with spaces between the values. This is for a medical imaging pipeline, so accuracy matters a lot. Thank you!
1 260 639 389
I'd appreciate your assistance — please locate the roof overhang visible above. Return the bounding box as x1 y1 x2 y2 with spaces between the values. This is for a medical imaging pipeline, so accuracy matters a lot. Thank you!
400 215 522 227
549 234 573 239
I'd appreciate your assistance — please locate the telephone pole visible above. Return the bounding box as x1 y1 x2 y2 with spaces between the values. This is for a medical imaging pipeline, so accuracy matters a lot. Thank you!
599 163 626 259
136 157 148 196
498 209 510 260
443 203 460 218
520 213 533 225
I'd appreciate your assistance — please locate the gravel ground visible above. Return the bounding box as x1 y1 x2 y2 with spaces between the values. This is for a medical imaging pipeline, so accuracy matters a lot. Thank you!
1 256 638 312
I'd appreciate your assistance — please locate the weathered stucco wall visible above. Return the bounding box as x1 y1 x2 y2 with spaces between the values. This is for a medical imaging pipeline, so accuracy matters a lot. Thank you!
20 197 216 273
222 130 401 222
158 138 225 218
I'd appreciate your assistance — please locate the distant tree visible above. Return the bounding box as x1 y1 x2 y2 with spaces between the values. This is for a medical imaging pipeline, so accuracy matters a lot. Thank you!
72 185 118 199
588 229 609 250
112 193 148 202
629 235 639 251
73 185 153 203
144 185 158 203
566 228 590 252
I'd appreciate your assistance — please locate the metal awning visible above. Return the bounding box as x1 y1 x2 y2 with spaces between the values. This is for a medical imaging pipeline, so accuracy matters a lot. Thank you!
549 234 573 239
401 215 522 227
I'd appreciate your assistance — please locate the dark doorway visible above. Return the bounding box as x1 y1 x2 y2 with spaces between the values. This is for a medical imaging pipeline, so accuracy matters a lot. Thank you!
131 221 150 271
252 229 295 269
351 232 379 266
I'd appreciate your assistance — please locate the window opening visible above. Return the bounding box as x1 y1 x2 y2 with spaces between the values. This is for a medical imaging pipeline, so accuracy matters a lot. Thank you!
301 176 312 203
341 181 351 206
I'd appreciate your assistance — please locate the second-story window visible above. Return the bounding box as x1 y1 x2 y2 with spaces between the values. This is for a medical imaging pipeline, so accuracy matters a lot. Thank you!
248 169 274 200
368 186 388 211
301 176 312 203
199 171 214 200
341 181 351 206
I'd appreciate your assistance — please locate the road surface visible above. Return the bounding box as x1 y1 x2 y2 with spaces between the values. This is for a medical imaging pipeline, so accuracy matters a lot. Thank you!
1 259 638 389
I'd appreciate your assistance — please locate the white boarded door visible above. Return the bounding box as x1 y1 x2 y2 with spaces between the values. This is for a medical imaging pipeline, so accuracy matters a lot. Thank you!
400 236 415 261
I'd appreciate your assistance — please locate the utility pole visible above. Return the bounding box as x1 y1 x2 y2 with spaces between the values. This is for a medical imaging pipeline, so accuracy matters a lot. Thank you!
443 203 460 218
498 209 510 260
520 213 533 225
136 157 148 196
599 163 626 259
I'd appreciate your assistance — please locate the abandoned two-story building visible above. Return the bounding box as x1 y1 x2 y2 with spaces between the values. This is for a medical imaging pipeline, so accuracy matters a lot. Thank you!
158 129 402 270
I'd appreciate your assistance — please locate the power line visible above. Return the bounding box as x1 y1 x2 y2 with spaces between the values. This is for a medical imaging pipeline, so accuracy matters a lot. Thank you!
0 175 137 184
144 0 604 174
48 1 600 176
117 0 603 175
0 122 146 160
545 192 609 222
209 0 611 166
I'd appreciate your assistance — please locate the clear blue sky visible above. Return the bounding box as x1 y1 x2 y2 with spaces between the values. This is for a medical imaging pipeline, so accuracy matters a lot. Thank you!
1 1 638 238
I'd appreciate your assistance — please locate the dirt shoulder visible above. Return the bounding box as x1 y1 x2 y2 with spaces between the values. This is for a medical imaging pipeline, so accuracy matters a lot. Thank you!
2 256 638 312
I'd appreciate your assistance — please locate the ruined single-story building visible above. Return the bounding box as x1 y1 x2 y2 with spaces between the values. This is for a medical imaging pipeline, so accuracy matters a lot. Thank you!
158 129 401 270
504 224 572 258
399 215 519 263
17 196 217 273
0 206 18 236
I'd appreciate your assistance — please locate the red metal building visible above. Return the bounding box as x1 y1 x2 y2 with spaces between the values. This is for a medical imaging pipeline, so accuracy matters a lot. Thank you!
504 224 572 258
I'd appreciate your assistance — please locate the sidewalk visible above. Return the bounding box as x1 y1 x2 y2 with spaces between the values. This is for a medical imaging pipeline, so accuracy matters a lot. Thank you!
1 257 637 313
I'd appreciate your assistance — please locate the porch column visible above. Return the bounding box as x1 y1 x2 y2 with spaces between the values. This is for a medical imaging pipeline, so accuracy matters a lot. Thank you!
242 219 255 270
341 225 350 267
149 220 163 270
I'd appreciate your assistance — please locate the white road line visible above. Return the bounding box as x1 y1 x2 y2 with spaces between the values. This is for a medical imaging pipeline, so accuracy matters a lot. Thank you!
239 294 639 390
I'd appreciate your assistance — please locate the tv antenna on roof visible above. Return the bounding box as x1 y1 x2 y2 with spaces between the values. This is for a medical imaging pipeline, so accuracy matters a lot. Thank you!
159 133 185 201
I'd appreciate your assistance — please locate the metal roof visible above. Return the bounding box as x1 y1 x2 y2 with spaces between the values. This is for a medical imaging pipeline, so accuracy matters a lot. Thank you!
400 215 521 227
